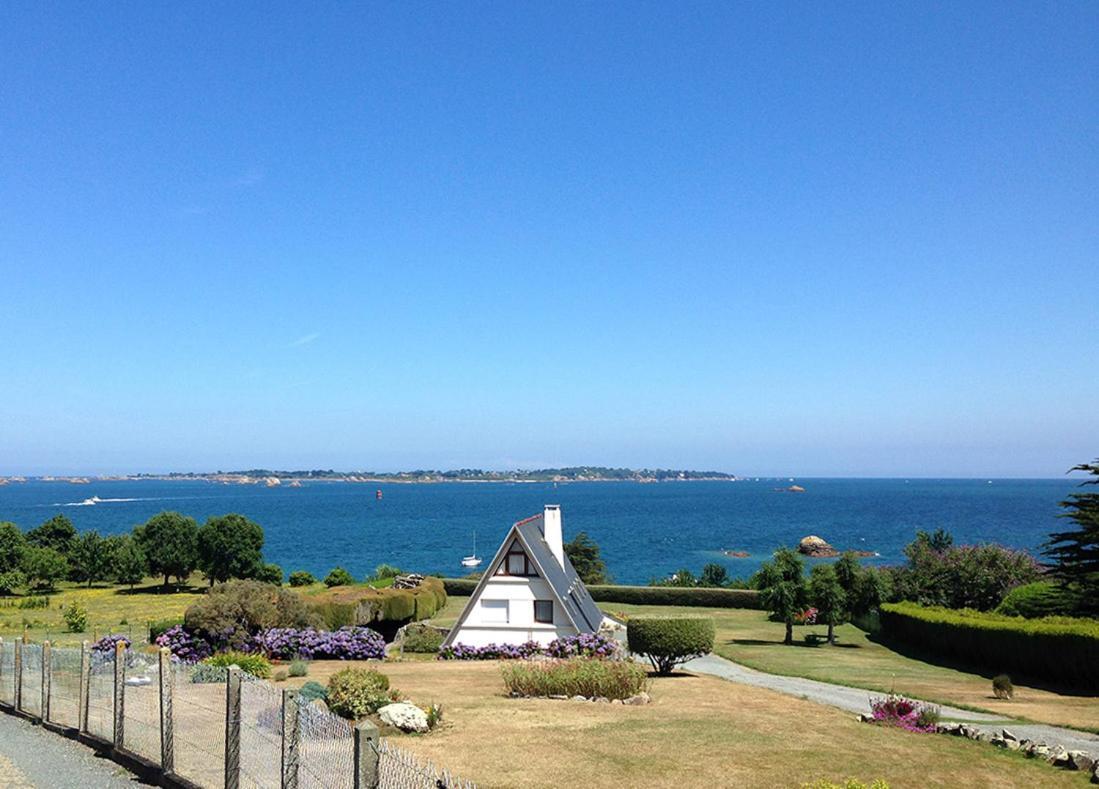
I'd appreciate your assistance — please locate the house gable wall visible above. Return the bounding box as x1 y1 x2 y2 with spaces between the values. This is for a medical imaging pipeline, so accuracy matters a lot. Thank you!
449 574 578 647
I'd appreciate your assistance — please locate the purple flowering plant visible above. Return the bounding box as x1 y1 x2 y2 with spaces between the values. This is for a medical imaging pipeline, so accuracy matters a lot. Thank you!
253 627 386 660
155 625 214 663
439 633 621 661
91 633 131 654
869 693 940 733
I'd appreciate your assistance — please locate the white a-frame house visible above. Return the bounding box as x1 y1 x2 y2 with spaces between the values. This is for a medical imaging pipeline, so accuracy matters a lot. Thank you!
442 505 609 648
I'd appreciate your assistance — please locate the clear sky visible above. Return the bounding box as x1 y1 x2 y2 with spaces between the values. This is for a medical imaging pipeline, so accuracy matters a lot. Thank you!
1 3 1096 478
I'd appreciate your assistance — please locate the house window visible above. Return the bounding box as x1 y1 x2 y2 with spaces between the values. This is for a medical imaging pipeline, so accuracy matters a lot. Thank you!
533 600 554 624
481 599 509 624
499 541 538 576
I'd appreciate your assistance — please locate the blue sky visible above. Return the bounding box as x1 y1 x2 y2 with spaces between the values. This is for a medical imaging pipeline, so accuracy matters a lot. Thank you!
1 3 1096 477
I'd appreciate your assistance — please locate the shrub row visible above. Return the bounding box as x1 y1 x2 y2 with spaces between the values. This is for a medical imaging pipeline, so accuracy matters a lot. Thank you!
441 578 761 609
879 602 1099 690
626 616 715 674
438 633 619 661
994 581 1077 619
500 657 649 700
313 577 448 629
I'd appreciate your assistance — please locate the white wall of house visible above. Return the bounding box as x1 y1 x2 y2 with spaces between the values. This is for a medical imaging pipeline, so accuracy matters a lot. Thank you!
450 575 578 647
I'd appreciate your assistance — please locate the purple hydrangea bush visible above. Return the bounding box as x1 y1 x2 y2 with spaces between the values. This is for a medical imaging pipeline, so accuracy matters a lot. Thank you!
253 627 386 660
439 634 621 661
155 625 214 663
91 633 131 654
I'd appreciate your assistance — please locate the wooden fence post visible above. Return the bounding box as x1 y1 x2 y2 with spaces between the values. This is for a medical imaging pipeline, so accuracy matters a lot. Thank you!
113 640 125 750
353 719 380 789
0 637 4 705
159 647 174 774
78 641 90 734
224 666 242 789
41 641 51 723
13 639 22 712
281 689 299 789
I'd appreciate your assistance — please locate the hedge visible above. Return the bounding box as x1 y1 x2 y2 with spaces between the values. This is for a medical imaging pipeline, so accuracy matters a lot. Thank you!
995 581 1076 619
442 579 761 609
627 615 715 674
879 602 1099 690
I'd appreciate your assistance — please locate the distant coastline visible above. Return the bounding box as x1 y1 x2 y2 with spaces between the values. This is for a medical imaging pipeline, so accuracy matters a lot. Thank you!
2 467 740 487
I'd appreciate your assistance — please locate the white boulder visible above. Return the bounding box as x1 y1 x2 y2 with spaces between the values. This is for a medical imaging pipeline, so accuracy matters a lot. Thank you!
378 702 429 733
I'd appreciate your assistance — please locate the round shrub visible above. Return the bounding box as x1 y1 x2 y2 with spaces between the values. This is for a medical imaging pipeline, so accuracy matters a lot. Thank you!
92 633 131 654
203 650 272 679
298 680 328 703
256 563 284 585
627 616 715 675
324 567 354 587
992 674 1014 699
326 667 396 719
995 581 1075 619
400 624 445 654
155 624 213 663
63 601 88 633
289 571 316 587
289 659 309 677
183 579 321 649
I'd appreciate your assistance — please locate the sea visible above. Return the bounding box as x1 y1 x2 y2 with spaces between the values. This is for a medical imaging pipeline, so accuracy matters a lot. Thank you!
0 478 1079 585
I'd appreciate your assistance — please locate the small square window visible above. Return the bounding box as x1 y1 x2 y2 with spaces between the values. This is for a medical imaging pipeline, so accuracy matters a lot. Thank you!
533 600 553 624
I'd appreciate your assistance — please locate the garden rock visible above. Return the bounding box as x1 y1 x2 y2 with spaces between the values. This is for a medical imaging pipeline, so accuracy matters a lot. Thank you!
1068 751 1096 773
548 694 568 700
379 702 430 733
571 695 587 702
622 693 650 706
1048 746 1072 768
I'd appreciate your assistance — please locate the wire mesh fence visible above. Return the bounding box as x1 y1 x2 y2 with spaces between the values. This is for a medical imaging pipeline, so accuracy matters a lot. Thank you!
0 642 477 789
48 646 83 728
123 652 162 763
21 643 43 718
172 661 227 788
297 697 355 789
239 674 283 789
0 641 15 706
86 650 115 741
376 739 478 789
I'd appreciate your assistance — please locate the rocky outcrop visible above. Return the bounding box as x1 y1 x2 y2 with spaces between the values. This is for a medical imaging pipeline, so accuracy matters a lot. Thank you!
379 702 430 733
797 535 838 558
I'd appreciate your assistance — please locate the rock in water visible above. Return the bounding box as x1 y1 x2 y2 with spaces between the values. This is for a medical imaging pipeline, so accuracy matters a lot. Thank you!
798 535 839 558
379 702 430 733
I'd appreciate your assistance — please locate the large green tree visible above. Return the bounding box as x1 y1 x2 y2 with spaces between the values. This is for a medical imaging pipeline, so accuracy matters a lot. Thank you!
27 514 77 558
197 513 265 585
564 532 610 584
22 546 69 591
699 563 730 588
808 564 847 644
1045 460 1099 615
757 547 808 645
70 530 116 587
0 522 27 573
134 511 199 590
107 534 147 589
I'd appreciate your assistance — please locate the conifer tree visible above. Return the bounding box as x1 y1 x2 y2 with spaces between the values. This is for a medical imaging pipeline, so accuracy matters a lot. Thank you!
1044 460 1099 615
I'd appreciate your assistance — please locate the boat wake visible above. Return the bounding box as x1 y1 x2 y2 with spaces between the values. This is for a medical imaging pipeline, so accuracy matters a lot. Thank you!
55 496 156 507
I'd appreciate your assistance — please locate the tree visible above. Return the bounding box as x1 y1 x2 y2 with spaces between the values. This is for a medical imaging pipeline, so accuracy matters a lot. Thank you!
664 568 697 587
22 546 69 591
197 513 265 585
108 534 147 589
926 528 954 552
699 563 730 588
256 563 283 585
70 530 116 587
1045 460 1099 615
808 564 847 644
833 552 861 598
757 547 807 645
851 566 893 616
564 532 610 584
134 511 199 590
0 522 27 574
27 514 77 558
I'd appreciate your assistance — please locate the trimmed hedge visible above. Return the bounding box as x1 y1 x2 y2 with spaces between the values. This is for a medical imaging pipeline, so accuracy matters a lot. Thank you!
879 602 1099 690
627 615 715 674
441 578 761 609
995 581 1076 619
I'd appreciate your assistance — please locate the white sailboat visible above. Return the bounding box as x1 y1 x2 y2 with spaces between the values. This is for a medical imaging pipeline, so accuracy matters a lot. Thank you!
461 531 482 567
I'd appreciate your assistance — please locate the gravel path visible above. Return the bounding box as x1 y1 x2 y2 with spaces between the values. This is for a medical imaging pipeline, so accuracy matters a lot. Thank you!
0 714 143 788
682 653 1099 757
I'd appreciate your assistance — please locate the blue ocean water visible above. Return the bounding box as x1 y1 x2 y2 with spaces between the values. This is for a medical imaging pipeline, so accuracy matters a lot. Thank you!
0 478 1078 584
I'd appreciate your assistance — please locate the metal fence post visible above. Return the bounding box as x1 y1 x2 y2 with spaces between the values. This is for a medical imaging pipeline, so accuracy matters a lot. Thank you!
113 640 125 750
353 719 380 789
41 640 51 723
159 647 174 774
281 689 299 789
224 666 242 789
13 639 22 712
78 641 90 734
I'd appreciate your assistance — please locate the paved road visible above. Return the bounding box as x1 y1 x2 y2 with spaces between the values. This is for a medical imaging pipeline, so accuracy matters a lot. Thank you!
0 713 142 788
681 653 1099 757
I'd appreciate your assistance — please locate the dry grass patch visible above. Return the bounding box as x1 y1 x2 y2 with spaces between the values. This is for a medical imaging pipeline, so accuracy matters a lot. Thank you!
282 660 1087 788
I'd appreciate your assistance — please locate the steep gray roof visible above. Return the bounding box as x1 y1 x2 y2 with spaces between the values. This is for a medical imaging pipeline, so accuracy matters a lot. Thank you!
441 511 605 647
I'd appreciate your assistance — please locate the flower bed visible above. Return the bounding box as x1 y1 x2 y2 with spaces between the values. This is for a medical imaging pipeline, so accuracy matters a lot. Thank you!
439 633 619 661
92 633 131 654
867 693 939 733
254 626 386 660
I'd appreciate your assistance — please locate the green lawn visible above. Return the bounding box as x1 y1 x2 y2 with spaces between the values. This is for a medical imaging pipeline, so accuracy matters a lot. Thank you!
601 602 1099 732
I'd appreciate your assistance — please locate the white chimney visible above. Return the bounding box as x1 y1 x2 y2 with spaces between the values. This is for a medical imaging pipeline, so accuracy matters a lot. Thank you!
543 504 564 568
